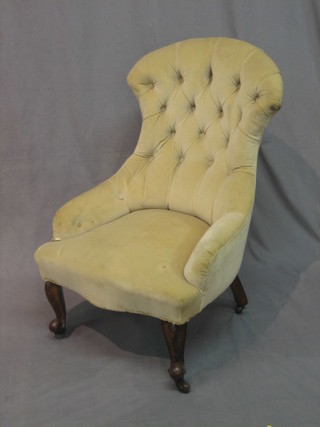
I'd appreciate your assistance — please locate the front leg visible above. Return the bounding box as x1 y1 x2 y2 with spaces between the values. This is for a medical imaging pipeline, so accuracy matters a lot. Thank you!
44 281 66 336
161 321 190 393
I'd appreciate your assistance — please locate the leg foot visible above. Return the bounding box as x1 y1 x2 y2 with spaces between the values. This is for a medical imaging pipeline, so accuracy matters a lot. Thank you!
45 281 66 336
162 321 190 393
230 275 248 314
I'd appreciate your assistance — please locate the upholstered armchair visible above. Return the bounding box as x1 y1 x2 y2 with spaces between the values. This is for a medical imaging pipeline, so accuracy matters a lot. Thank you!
35 38 283 393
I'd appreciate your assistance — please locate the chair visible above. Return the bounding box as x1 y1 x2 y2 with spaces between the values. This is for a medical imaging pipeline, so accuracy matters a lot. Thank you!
35 38 283 393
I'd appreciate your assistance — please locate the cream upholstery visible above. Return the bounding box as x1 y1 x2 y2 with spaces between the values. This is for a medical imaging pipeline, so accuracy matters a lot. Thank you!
35 38 283 324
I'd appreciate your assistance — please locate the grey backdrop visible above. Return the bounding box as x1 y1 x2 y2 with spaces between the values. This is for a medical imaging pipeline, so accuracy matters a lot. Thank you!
1 1 319 426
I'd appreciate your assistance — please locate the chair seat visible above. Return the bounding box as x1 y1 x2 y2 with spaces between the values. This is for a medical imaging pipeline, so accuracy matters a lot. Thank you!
35 209 209 324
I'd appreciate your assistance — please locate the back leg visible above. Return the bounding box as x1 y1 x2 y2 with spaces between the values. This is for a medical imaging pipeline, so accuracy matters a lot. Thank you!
230 275 248 314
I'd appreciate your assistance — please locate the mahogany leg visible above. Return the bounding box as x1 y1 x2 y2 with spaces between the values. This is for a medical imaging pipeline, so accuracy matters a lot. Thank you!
230 275 248 314
44 281 66 336
161 321 190 393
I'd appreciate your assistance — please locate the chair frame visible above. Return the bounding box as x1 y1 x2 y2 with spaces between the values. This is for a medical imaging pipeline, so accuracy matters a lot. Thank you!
44 275 247 393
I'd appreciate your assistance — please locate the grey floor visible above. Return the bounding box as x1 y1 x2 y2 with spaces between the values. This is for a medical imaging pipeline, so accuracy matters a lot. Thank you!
1 240 319 427
1 1 320 426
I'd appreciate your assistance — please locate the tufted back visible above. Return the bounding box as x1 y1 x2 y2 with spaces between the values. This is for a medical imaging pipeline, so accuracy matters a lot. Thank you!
111 38 283 225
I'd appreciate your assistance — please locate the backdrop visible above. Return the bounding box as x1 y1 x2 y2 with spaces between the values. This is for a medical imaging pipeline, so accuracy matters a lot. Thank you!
1 1 319 426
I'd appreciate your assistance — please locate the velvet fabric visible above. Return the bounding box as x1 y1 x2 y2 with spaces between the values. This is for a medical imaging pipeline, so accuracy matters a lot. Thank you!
35 38 283 324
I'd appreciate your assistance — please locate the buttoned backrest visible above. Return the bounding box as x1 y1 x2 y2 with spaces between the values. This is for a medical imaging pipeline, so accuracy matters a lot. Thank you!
112 38 283 225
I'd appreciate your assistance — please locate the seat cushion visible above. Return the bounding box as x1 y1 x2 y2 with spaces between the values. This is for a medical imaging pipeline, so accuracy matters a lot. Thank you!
35 209 209 324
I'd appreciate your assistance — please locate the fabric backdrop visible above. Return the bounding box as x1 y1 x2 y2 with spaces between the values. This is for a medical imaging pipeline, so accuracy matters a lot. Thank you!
1 1 319 426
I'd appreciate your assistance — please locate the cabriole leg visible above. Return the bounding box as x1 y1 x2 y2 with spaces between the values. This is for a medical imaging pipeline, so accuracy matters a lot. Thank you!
230 275 248 314
161 321 190 393
44 281 66 336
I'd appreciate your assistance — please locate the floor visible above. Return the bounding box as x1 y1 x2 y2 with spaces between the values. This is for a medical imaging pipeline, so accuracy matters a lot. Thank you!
1 247 319 427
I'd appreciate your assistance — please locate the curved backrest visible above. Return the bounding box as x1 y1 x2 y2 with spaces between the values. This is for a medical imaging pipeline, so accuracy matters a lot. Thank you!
113 38 283 225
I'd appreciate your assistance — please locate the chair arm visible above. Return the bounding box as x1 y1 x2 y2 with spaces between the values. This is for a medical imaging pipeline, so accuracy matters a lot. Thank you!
184 212 251 308
53 178 130 240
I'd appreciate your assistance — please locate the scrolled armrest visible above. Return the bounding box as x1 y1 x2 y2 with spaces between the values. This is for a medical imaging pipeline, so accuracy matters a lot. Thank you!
53 178 130 240
184 212 251 307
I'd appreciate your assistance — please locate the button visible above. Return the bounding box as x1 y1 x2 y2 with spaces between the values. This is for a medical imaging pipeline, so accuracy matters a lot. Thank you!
179 156 185 164
270 103 280 112
118 194 124 200
160 104 166 112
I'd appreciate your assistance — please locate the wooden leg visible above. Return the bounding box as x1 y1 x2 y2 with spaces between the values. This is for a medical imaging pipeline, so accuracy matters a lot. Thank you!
230 275 248 314
161 321 190 393
45 281 66 336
